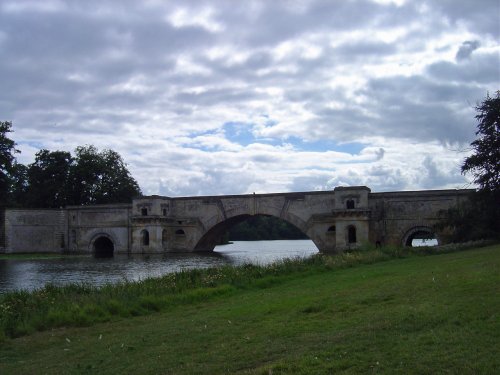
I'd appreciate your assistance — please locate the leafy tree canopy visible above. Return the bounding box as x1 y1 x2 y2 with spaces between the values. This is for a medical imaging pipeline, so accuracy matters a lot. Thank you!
462 91 500 192
0 122 142 207
438 92 500 242
228 215 307 241
25 150 73 208
0 121 19 203
69 145 141 205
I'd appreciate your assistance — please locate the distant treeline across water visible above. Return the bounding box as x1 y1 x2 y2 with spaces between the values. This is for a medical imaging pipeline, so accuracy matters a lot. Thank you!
226 215 307 241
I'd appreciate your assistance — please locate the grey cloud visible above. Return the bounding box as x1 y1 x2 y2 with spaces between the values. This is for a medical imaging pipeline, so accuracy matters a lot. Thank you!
427 52 500 84
0 0 498 196
173 88 258 106
251 154 279 163
455 40 480 61
419 155 464 189
158 168 261 196
335 40 397 58
430 0 500 38
375 148 385 161
288 173 334 192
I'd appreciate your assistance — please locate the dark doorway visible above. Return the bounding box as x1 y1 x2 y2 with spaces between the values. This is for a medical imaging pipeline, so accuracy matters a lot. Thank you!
93 236 114 257
348 226 357 244
141 230 150 246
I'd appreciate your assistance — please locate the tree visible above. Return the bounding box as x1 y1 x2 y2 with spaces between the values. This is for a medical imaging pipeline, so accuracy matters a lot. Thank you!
0 121 20 204
227 215 307 241
69 145 141 205
9 163 29 206
25 150 73 208
462 91 500 192
438 92 500 242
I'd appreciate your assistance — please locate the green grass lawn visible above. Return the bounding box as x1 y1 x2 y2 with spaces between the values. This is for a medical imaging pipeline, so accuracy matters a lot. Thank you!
0 245 499 374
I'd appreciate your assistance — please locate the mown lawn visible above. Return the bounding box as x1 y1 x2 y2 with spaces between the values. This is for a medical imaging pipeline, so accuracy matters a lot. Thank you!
0 245 499 374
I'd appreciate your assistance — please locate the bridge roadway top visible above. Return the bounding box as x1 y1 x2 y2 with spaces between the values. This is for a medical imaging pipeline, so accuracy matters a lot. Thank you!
137 186 474 202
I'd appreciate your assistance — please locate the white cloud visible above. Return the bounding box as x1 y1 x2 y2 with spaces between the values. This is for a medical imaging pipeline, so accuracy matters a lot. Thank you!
167 6 224 33
1 0 498 197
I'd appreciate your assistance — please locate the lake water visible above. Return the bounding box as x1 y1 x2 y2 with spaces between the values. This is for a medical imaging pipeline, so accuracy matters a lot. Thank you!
0 240 319 293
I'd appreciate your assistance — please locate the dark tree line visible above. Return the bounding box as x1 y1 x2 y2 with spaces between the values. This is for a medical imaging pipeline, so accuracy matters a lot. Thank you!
438 91 500 242
227 215 307 241
0 121 141 208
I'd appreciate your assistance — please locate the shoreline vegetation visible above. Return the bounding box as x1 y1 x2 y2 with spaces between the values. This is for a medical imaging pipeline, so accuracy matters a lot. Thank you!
1 240 498 373
0 240 494 338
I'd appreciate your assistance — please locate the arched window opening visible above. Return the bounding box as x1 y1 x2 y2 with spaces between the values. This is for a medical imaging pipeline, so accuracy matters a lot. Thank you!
348 226 357 244
141 208 148 216
346 199 355 209
141 230 150 246
94 236 114 258
327 225 336 232
175 229 185 236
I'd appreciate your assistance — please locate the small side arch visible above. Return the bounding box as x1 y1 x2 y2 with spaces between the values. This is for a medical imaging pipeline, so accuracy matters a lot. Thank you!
141 229 150 246
89 233 116 257
401 226 439 247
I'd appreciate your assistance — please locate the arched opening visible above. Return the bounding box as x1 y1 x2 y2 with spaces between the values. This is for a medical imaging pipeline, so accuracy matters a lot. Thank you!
403 227 438 247
141 230 150 246
194 214 314 252
93 236 114 258
175 229 185 236
347 225 357 244
327 225 336 232
346 199 355 209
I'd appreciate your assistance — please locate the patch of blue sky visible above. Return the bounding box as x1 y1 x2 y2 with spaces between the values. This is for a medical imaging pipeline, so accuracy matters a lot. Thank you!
222 121 289 148
18 140 44 149
223 121 254 146
289 137 366 155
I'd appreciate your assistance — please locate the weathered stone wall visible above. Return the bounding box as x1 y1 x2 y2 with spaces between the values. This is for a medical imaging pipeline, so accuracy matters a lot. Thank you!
129 187 372 253
3 209 66 253
67 204 131 254
368 189 473 246
0 187 474 254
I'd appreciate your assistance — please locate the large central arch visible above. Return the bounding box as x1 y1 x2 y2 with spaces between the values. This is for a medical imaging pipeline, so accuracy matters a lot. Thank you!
194 214 314 251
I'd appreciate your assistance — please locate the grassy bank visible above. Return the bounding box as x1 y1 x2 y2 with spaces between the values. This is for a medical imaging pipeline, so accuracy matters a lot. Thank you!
0 242 486 339
0 243 499 373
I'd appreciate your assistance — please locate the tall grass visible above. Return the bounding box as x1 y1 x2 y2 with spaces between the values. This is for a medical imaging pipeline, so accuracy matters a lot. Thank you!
0 240 493 339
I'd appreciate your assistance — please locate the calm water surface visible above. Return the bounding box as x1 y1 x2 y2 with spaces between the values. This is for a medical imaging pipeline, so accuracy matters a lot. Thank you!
0 240 318 293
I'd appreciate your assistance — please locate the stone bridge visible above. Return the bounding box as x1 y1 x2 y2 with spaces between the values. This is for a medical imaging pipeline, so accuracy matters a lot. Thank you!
1 186 473 255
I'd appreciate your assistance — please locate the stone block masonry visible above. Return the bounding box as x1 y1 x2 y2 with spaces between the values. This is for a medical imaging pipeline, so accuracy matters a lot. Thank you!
1 187 474 255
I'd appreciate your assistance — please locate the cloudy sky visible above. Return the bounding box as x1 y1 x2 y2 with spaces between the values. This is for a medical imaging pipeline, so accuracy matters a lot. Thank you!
1 0 499 197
